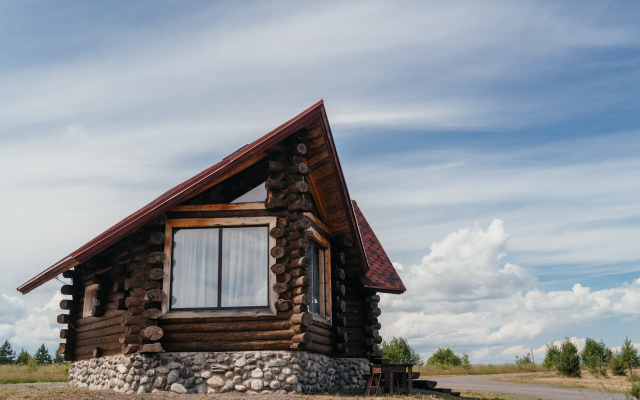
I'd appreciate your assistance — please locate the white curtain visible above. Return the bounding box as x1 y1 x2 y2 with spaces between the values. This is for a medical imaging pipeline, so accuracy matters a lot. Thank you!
171 228 219 308
308 243 321 315
221 226 268 307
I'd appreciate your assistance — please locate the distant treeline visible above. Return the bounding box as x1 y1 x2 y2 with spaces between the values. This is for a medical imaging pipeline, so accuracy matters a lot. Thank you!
0 340 64 365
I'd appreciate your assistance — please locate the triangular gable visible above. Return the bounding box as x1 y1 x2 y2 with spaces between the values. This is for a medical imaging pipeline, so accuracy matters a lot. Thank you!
353 201 406 294
18 100 369 294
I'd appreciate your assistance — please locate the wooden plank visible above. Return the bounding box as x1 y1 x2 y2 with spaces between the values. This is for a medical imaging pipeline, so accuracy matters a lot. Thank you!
304 213 332 235
167 216 275 228
307 173 329 223
170 203 266 212
163 330 294 342
163 340 292 352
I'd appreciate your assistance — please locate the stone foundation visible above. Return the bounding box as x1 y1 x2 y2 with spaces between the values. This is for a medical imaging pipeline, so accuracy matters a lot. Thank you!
68 351 370 394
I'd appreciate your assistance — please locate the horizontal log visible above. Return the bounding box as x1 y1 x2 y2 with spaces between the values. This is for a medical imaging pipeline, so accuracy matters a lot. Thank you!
333 268 346 280
332 235 354 248
288 181 310 194
75 341 121 356
58 343 74 354
292 333 311 343
333 300 346 312
164 329 294 343
145 289 166 302
293 143 307 156
265 144 289 154
291 257 311 269
292 286 308 295
290 312 312 326
93 347 102 358
59 299 78 311
292 341 333 355
288 163 310 176
160 319 291 333
275 299 292 312
146 214 167 227
290 238 310 251
270 263 289 275
119 334 140 344
272 283 290 294
76 324 125 341
367 308 382 317
62 270 81 279
270 247 287 259
276 273 291 284
75 311 126 330
265 179 287 190
307 324 331 338
122 344 138 354
139 230 166 245
142 281 161 291
139 343 164 353
332 252 346 265
57 314 77 324
366 295 381 303
293 294 311 306
60 329 75 339
86 256 110 270
268 160 288 172
278 291 292 300
162 340 291 352
91 306 105 318
124 278 146 290
269 227 286 238
60 285 82 296
308 332 333 346
290 267 307 278
265 198 288 209
292 304 307 314
145 268 165 281
291 276 310 288
142 309 162 320
288 198 312 212
76 333 122 348
289 218 310 231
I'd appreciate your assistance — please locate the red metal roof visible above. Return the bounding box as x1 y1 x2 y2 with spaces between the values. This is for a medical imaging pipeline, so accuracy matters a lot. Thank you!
353 201 406 294
17 100 369 294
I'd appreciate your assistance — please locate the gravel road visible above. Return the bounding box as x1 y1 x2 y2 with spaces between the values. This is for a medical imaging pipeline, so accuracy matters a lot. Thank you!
428 373 627 400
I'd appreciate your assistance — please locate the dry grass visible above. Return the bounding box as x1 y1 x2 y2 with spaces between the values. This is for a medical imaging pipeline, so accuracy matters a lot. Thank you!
415 364 546 377
455 390 545 400
0 364 69 384
0 386 471 399
490 367 640 394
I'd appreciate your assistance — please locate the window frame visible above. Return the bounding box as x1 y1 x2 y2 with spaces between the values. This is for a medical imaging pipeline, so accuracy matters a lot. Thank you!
83 284 100 318
307 227 332 325
161 217 278 319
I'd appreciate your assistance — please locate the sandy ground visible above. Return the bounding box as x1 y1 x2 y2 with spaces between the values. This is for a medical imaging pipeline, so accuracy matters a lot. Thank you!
491 369 636 393
430 373 628 400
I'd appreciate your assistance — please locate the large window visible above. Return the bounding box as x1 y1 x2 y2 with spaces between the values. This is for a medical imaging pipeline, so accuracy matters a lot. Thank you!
170 225 269 310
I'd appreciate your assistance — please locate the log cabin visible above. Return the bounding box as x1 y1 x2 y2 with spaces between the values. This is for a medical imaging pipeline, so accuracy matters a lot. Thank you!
17 100 406 394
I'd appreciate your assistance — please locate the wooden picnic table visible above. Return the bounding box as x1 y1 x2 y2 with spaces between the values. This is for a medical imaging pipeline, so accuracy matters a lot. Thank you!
364 363 414 396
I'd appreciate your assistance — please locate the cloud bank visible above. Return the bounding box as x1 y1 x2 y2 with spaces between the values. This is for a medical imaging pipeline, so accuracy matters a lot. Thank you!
381 220 640 361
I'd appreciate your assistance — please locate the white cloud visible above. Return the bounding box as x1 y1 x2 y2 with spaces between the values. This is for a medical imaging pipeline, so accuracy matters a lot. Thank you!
380 220 640 361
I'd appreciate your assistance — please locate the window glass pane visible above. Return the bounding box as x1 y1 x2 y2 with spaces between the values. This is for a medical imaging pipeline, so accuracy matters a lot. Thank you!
221 226 269 307
171 228 219 309
309 243 321 315
231 182 267 203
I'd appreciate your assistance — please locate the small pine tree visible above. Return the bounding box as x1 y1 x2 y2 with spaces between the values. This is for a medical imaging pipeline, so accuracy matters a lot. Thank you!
611 350 626 375
0 340 16 364
542 343 560 370
581 338 608 376
26 355 38 373
619 336 640 376
53 350 64 364
380 337 422 364
33 344 52 365
556 337 581 377
16 349 30 365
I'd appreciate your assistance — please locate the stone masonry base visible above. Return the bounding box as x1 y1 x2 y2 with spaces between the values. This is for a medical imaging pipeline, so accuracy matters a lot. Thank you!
68 351 370 394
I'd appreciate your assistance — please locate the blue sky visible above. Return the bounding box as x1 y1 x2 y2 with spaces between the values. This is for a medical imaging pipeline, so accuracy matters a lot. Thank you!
0 1 639 361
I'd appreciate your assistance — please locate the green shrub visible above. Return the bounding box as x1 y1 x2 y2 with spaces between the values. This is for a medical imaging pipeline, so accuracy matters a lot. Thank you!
629 382 640 399
380 337 422 364
543 343 560 370
427 347 462 367
53 351 64 365
462 353 471 368
26 356 38 373
515 354 533 369
556 337 581 377
15 349 30 365
611 350 626 376
582 338 608 376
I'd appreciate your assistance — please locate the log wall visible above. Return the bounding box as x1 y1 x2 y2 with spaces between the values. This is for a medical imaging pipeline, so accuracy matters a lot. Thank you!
57 126 383 360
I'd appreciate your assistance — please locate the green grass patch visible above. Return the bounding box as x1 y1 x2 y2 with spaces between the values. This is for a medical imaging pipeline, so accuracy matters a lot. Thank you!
0 363 69 385
0 376 68 384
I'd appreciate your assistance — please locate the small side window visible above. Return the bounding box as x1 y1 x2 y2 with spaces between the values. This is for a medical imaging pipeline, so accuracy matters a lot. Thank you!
308 242 326 317
83 284 99 318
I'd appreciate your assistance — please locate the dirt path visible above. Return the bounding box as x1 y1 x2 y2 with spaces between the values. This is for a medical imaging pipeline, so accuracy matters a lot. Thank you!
428 373 627 400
